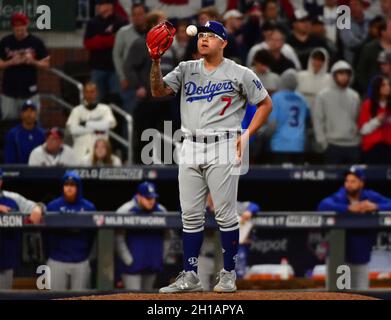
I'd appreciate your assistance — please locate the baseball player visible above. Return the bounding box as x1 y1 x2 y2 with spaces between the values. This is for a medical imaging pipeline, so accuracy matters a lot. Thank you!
44 171 96 291
148 20 272 293
115 181 167 291
0 168 44 289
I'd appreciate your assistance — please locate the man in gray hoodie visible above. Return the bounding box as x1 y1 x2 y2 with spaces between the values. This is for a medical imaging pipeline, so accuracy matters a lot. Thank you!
313 60 361 164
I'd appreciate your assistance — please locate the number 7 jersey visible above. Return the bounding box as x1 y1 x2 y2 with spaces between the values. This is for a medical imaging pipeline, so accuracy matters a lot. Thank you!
163 58 269 135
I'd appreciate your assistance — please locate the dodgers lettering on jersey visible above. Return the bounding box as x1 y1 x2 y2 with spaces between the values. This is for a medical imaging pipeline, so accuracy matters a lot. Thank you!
163 58 269 135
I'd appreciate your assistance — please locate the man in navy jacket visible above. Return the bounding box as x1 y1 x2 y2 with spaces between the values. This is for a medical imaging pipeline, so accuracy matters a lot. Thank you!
45 171 96 290
115 181 167 291
318 166 391 290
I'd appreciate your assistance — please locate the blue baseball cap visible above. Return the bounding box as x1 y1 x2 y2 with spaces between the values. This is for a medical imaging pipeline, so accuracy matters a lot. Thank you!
21 100 37 112
198 20 228 41
345 166 365 181
137 181 159 198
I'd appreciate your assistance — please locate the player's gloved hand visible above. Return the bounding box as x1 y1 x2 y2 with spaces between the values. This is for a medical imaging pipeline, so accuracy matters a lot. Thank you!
146 21 176 60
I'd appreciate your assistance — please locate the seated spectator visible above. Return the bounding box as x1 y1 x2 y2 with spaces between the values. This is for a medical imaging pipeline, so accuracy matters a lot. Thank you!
339 0 370 66
313 61 361 164
0 168 44 289
115 182 167 291
0 12 49 120
82 138 122 166
4 100 45 164
268 69 309 164
358 76 391 164
297 48 332 113
356 19 391 93
45 171 96 291
84 0 127 102
66 82 117 162
287 9 328 69
246 23 301 70
266 28 297 75
28 127 78 167
252 50 280 95
318 167 391 290
367 50 391 97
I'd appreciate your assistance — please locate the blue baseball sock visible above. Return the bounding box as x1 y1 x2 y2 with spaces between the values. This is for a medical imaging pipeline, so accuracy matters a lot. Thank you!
220 228 239 271
182 230 204 273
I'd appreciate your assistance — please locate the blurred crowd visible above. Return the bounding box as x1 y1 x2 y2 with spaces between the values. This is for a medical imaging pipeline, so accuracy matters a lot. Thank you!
1 0 391 165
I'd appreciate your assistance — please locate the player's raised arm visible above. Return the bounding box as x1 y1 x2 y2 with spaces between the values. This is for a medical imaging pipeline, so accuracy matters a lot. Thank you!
147 21 176 97
150 59 175 97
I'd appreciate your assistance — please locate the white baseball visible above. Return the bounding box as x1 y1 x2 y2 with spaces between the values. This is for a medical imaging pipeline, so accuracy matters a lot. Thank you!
186 25 198 37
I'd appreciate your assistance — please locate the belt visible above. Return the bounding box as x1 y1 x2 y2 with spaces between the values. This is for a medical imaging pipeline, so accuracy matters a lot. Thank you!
185 131 241 144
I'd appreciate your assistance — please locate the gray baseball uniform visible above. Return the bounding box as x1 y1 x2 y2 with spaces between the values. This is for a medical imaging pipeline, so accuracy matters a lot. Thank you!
163 58 268 233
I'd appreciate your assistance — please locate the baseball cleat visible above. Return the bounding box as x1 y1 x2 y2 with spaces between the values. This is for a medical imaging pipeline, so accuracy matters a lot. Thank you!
159 270 204 293
213 269 237 293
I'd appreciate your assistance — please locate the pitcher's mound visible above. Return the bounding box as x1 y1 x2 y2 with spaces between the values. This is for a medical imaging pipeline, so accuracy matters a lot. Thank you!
66 291 378 300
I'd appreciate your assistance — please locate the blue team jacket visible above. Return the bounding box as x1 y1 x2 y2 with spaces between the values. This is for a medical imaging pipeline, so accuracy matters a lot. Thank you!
0 195 22 270
318 187 391 264
45 172 96 263
116 196 166 275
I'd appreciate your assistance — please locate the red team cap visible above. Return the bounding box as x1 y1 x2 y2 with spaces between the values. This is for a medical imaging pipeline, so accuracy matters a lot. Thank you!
11 12 29 27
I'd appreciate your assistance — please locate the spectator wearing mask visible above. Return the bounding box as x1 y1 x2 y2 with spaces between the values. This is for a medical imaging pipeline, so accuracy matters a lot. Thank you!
28 127 78 167
313 61 361 164
339 0 370 66
318 167 391 290
4 100 45 164
287 9 328 69
115 181 167 291
358 75 391 163
66 82 117 161
357 19 391 93
113 3 148 114
45 171 96 291
297 48 332 113
246 23 301 70
0 168 44 289
84 0 127 101
252 49 280 95
82 138 122 166
124 11 175 163
268 69 309 164
0 13 49 120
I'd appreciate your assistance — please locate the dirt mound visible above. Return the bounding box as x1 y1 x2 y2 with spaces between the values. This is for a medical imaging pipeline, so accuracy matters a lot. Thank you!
66 291 378 300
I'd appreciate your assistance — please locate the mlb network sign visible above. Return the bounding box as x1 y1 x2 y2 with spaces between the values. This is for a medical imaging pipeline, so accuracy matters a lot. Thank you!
0 0 77 31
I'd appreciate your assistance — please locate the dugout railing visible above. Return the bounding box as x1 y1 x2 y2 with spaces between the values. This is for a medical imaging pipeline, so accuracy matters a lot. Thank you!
2 211 391 291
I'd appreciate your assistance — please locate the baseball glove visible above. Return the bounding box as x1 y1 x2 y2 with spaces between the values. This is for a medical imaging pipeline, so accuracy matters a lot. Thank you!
146 21 176 60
